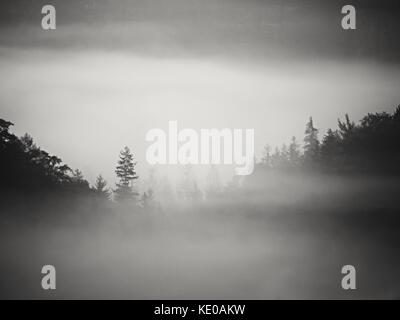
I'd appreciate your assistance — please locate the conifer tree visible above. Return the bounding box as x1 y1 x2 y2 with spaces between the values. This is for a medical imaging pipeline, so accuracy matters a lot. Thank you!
114 146 139 202
288 136 301 167
93 174 111 200
304 117 320 164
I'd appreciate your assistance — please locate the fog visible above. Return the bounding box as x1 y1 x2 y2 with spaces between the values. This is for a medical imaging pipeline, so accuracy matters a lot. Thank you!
2 48 400 185
1 171 399 299
1 0 400 300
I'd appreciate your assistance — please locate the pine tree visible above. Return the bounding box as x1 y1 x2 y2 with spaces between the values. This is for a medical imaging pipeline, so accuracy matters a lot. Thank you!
304 117 320 164
114 146 139 202
320 129 341 169
93 174 111 200
288 136 301 167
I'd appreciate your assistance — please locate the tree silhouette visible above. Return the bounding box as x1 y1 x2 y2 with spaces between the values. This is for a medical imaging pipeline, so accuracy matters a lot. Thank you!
288 136 301 167
2 103 400 217
93 175 111 200
0 118 97 215
1 119 73 193
280 144 290 168
394 105 400 121
338 114 355 139
320 128 341 169
0 119 16 145
317 108 400 173
72 169 84 182
303 117 319 164
69 169 90 193
114 146 139 202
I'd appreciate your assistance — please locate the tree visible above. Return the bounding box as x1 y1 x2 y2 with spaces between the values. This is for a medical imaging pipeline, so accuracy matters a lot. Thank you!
69 169 90 193
393 105 400 121
320 129 341 169
93 175 111 200
288 136 301 167
0 119 16 147
114 146 139 202
260 144 272 167
338 114 355 139
20 133 37 153
270 147 282 168
0 118 93 201
280 143 290 167
72 169 84 181
303 117 320 164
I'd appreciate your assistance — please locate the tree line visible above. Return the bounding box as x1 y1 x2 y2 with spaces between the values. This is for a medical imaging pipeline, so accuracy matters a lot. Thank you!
0 119 146 207
259 105 400 174
1 105 400 211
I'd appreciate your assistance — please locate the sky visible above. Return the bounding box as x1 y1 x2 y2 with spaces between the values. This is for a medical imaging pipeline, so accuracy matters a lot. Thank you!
1 0 400 186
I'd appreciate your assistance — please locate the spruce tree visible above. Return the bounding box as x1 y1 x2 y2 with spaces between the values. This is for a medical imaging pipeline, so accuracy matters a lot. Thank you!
288 136 301 167
304 117 320 164
114 146 139 202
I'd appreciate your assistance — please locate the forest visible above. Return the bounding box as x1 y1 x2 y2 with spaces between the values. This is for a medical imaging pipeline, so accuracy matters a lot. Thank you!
1 106 400 299
1 106 400 212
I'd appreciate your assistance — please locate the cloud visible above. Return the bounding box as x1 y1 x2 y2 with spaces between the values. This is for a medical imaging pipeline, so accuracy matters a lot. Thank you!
1 0 400 63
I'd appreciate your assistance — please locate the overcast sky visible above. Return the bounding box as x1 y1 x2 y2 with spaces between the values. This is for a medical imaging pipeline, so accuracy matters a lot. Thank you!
1 0 400 185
